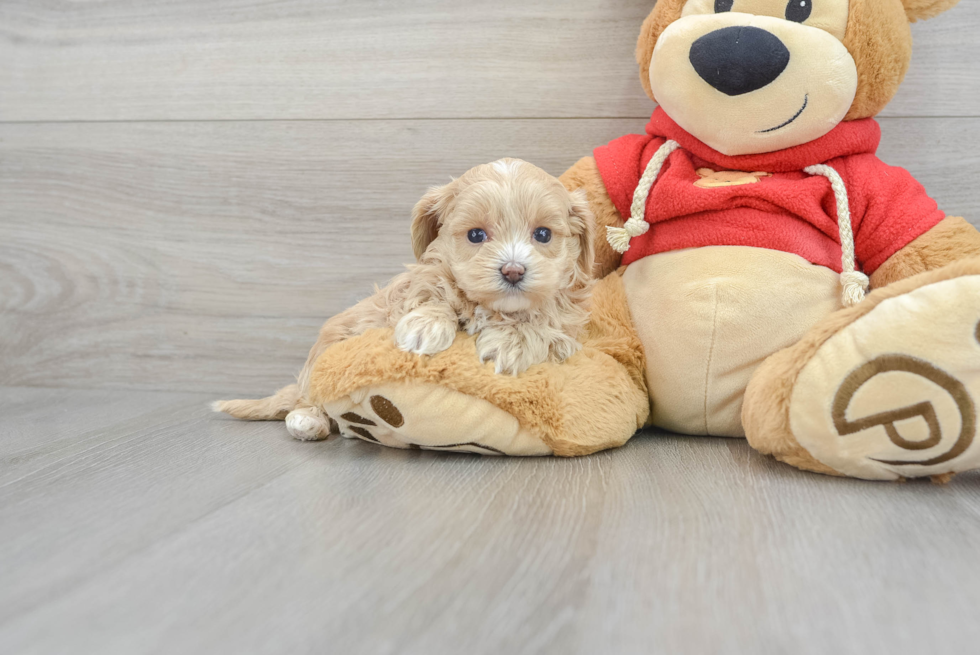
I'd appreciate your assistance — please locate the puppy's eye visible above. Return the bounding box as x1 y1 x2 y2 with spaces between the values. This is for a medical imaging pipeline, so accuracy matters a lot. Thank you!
532 227 552 244
467 228 487 244
786 0 812 22
714 0 734 12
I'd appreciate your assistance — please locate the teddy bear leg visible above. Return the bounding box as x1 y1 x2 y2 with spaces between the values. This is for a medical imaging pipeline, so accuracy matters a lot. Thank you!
320 383 554 456
305 272 649 457
743 258 980 481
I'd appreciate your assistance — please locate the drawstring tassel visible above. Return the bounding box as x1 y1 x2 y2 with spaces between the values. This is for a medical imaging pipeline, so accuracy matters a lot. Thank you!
606 140 680 254
840 271 871 307
605 223 641 254
804 164 869 308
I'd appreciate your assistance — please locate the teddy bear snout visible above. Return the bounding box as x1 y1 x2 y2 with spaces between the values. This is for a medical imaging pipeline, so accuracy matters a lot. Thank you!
689 26 790 97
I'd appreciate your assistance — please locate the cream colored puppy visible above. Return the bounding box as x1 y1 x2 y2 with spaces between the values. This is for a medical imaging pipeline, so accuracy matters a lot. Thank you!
215 158 596 440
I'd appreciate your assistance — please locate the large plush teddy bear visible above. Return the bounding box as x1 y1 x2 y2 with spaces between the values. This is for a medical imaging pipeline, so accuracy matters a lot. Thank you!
306 0 980 481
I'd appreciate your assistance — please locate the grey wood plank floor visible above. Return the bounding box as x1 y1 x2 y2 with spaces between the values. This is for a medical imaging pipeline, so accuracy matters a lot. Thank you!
2 386 980 654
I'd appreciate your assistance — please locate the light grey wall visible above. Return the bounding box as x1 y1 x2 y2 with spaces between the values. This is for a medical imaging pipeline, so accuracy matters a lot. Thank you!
2 1 977 395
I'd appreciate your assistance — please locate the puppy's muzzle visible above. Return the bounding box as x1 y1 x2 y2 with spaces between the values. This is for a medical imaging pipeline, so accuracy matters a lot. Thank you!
500 262 525 285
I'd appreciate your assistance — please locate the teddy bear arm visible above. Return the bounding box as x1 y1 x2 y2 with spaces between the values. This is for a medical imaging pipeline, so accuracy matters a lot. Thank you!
306 273 650 457
560 156 624 278
870 216 980 288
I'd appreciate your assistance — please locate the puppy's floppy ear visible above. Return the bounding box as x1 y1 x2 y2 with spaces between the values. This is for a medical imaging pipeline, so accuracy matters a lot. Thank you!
567 188 596 285
902 0 959 22
410 179 457 261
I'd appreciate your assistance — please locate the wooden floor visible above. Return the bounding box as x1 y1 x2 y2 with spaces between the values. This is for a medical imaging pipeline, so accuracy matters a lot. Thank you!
4 1 980 652
1 386 979 654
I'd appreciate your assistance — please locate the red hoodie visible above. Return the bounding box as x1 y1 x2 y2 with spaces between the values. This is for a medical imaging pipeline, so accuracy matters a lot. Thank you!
593 108 945 274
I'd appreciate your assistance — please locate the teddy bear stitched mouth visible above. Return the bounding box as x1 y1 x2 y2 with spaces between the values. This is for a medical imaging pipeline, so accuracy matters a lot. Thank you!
758 94 809 134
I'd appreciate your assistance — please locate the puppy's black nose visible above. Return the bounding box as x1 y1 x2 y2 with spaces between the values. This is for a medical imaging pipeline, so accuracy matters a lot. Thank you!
689 26 790 96
500 262 525 285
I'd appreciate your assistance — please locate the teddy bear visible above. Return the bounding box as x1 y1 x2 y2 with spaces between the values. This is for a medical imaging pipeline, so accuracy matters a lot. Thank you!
304 0 980 481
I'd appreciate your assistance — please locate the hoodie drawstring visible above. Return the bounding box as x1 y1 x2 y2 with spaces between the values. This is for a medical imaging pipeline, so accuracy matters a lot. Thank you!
803 164 869 307
606 144 870 308
606 139 680 254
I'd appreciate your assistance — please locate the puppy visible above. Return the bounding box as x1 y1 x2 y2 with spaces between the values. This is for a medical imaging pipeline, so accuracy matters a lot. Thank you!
214 158 596 441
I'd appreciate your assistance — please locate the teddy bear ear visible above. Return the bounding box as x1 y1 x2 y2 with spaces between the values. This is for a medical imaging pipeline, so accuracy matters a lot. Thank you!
901 0 960 22
635 0 688 103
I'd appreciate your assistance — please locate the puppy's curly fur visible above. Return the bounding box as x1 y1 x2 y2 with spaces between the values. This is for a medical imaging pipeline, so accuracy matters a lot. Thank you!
215 158 596 440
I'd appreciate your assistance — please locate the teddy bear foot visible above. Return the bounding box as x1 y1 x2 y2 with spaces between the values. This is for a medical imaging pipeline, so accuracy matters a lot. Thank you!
744 260 980 481
319 382 553 456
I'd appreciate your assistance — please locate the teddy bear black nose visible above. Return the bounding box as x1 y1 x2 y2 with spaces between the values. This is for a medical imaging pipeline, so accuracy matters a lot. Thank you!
689 26 790 96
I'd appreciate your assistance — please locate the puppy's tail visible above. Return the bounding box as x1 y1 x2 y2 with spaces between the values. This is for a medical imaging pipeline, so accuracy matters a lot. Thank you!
212 383 301 421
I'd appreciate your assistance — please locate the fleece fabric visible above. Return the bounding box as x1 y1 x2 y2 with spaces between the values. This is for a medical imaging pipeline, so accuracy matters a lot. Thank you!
594 108 946 274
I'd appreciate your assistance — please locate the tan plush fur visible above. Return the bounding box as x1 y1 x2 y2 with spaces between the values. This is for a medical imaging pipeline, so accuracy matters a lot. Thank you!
306 271 650 457
634 0 958 122
743 256 980 475
870 216 980 289
842 0 913 120
635 0 687 104
215 159 596 435
902 0 960 22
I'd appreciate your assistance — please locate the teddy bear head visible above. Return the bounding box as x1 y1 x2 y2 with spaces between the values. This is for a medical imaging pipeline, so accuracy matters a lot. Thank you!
636 0 959 156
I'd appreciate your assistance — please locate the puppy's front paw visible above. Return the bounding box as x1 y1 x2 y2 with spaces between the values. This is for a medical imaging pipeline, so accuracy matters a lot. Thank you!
477 328 548 376
550 334 581 363
395 310 457 355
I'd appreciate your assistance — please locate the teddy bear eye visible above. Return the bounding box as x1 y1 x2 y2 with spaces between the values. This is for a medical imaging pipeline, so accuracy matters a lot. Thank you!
532 227 552 244
714 0 734 12
467 228 487 244
786 0 812 22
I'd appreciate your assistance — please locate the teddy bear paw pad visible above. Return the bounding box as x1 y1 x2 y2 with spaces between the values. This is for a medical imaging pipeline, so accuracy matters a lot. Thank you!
320 383 553 456
788 274 980 480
